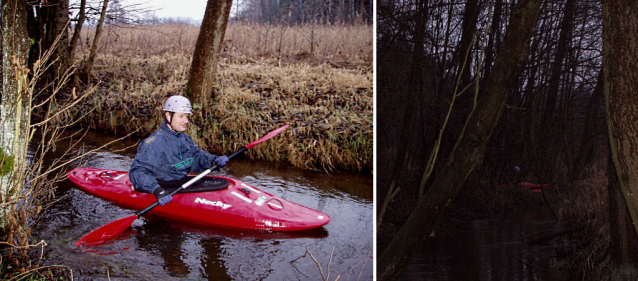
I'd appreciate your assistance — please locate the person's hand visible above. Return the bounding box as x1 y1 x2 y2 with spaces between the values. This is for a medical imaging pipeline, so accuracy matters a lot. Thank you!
153 187 172 206
214 155 229 167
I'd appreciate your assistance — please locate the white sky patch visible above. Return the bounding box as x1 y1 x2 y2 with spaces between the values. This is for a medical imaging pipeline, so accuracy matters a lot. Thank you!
123 0 208 21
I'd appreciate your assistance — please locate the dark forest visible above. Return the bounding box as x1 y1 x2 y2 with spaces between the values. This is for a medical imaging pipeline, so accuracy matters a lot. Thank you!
377 0 638 280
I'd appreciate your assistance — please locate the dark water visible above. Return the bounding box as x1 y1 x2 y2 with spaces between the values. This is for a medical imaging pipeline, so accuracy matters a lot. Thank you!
401 205 561 280
31 130 373 280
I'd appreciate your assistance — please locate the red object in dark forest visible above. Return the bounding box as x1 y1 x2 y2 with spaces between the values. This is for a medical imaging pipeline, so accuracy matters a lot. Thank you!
517 181 547 193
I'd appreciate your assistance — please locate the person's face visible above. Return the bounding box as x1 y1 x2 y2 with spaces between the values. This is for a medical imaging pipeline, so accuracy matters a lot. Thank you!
167 112 190 132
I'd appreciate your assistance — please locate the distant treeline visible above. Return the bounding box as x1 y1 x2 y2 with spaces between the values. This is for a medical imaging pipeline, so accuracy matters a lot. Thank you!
234 0 372 25
67 0 372 26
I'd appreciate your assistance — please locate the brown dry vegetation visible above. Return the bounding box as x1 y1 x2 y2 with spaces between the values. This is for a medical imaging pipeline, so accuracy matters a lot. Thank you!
68 23 372 172
554 163 611 280
376 160 619 280
93 23 372 65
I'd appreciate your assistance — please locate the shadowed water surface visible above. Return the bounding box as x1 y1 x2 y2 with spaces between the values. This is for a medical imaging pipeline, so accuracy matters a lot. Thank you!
32 130 373 280
402 205 562 280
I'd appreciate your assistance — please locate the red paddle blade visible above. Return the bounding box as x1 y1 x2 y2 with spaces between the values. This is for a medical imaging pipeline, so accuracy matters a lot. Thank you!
75 215 137 246
246 125 289 149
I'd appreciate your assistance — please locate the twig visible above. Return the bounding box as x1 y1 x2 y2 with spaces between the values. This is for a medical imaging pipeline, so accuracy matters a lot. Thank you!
8 265 73 281
306 247 328 280
290 251 312 279
327 246 335 280
356 247 372 281
0 240 47 250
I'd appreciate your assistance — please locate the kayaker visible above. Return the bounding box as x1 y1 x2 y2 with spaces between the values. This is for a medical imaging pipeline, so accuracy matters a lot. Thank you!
129 95 229 206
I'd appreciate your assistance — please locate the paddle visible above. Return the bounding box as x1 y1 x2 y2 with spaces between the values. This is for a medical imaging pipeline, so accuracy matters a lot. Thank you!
75 125 290 246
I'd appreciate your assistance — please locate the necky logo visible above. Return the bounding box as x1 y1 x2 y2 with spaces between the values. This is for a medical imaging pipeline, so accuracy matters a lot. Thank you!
195 197 231 209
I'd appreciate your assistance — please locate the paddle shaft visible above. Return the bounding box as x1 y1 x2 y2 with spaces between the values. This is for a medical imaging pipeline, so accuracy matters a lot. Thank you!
134 125 288 217
136 146 248 217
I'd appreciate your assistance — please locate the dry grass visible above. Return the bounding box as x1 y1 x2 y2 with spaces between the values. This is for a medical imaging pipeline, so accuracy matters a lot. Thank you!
81 23 373 65
554 162 610 280
70 23 372 172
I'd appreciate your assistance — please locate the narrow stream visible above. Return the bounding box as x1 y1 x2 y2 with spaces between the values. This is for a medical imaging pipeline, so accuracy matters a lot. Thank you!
402 205 562 280
31 130 373 280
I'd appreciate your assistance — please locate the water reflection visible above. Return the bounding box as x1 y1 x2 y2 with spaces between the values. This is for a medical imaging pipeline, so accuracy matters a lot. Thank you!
403 206 560 280
135 218 192 277
199 237 231 280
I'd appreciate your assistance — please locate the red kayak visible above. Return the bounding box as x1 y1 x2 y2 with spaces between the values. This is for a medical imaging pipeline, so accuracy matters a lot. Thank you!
67 167 330 231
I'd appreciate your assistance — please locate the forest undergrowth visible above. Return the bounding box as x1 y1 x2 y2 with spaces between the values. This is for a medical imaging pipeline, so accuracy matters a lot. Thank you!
378 159 622 280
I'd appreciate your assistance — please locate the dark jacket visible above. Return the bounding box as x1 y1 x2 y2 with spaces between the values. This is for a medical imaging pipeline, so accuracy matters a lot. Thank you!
129 121 218 194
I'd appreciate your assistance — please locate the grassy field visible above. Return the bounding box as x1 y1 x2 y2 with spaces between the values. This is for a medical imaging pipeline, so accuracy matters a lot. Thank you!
73 23 373 172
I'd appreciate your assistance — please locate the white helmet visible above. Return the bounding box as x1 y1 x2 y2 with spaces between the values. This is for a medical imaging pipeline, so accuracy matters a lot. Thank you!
163 95 192 114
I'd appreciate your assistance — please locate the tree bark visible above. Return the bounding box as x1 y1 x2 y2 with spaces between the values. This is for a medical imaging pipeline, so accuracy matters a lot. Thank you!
377 0 543 279
483 0 502 79
543 0 575 123
454 0 480 90
1 0 31 225
608 147 638 265
27 0 71 88
185 0 233 105
84 0 109 84
69 0 87 57
603 0 638 265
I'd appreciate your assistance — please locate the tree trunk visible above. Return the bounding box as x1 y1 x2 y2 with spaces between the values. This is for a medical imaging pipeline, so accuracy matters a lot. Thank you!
603 0 638 265
84 0 109 84
27 0 71 89
1 0 31 225
69 0 87 57
185 0 234 105
483 0 502 79
543 0 575 123
377 0 543 279
454 0 480 90
376 0 428 228
608 148 638 265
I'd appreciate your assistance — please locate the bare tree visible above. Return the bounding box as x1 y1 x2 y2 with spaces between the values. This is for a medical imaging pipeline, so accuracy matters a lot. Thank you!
185 0 234 104
83 0 109 84
69 0 87 57
377 0 544 279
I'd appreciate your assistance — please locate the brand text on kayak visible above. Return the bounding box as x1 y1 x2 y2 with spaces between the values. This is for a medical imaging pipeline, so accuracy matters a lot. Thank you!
195 197 232 209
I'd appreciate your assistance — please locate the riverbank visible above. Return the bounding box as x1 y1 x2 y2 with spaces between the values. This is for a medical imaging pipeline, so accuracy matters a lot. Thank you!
69 23 373 172
377 161 617 280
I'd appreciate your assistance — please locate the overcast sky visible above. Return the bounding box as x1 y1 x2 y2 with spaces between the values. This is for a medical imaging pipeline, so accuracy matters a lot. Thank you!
124 0 209 21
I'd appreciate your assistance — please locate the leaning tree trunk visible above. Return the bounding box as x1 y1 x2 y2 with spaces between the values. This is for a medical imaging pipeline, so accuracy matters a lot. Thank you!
377 0 543 279
185 0 233 105
1 0 31 226
84 0 109 84
69 0 87 57
603 0 638 266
